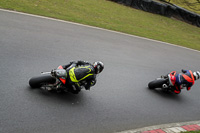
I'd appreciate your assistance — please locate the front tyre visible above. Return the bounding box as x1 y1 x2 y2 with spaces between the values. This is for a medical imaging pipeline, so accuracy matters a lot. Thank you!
29 75 56 88
148 78 167 89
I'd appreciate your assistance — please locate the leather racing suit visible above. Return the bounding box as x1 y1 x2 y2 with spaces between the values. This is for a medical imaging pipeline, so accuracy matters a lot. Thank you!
169 70 195 94
62 61 96 94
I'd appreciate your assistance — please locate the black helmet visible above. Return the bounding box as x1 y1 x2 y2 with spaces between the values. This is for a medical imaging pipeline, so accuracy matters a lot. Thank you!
93 61 104 74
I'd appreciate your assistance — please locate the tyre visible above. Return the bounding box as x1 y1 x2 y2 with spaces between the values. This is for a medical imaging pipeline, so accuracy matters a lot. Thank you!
29 75 56 88
148 78 167 89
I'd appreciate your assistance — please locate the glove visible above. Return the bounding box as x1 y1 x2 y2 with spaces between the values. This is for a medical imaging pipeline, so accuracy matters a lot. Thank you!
182 69 187 73
51 69 56 77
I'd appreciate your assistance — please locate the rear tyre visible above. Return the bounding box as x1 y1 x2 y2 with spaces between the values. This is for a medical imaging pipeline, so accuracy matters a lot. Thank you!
148 78 167 89
29 75 56 88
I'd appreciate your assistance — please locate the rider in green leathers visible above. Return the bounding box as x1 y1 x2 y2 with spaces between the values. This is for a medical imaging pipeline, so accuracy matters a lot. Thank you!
62 61 104 94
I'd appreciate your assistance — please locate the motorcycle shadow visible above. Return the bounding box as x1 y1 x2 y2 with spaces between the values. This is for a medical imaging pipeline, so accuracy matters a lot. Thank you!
147 87 182 100
28 86 86 105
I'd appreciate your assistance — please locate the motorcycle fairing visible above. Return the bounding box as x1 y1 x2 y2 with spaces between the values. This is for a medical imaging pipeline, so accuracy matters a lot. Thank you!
168 71 182 94
168 71 176 86
58 65 64 69
57 65 67 84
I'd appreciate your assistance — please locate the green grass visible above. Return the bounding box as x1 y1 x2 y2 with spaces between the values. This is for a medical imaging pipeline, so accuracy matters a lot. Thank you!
0 0 200 51
170 0 200 14
182 131 200 133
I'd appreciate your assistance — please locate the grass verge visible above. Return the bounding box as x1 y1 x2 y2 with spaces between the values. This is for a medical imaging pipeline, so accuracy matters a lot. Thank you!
183 131 200 133
0 0 200 51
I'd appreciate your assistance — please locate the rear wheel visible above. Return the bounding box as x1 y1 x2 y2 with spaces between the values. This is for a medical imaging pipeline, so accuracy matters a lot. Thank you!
29 75 56 88
148 78 168 89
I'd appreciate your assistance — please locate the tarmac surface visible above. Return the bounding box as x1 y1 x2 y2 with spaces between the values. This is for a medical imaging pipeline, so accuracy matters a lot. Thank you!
0 9 200 133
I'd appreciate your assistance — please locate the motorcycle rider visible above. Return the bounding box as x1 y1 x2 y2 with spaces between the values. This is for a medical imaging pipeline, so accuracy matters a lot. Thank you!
165 70 200 94
59 60 104 94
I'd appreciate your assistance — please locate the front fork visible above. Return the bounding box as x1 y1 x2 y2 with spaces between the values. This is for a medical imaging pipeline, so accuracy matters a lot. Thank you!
162 84 168 89
161 75 175 92
160 75 171 89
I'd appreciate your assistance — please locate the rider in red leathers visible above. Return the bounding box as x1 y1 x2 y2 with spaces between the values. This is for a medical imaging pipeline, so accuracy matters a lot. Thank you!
167 70 200 94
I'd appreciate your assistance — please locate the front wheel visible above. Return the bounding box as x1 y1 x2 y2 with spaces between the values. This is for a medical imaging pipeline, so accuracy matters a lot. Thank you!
29 75 56 88
148 78 168 89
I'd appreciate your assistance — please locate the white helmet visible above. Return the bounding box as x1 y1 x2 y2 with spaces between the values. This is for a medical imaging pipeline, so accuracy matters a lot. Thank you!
193 71 200 80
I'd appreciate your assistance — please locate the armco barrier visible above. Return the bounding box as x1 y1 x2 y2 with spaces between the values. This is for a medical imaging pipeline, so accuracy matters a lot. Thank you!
173 5 199 26
197 15 200 27
118 0 133 6
109 0 200 27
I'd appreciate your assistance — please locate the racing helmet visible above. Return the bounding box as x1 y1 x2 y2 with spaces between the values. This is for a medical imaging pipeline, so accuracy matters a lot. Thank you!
93 61 104 74
193 71 200 80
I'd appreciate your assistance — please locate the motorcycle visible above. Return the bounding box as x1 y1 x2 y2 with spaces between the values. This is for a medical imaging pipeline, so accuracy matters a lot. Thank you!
148 71 178 92
29 65 85 92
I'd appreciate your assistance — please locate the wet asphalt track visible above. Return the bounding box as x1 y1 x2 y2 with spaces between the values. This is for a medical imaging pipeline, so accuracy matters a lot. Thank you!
0 10 200 133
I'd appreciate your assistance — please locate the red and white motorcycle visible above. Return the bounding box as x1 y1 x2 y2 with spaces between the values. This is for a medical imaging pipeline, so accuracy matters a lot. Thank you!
148 71 179 92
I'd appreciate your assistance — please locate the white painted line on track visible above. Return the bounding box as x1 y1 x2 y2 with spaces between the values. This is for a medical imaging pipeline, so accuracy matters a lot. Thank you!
0 8 200 54
163 127 187 133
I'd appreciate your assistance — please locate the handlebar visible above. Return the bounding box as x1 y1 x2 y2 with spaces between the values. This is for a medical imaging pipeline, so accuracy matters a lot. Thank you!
41 72 51 75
